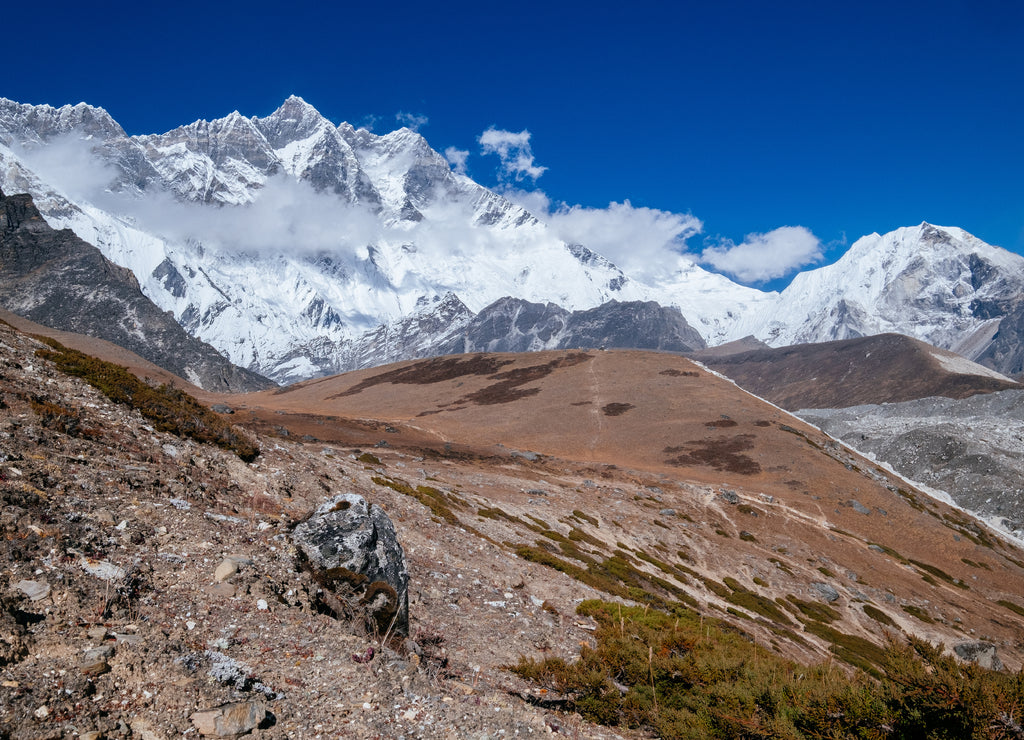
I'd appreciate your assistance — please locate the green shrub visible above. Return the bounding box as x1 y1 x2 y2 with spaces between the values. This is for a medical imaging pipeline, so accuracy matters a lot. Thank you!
36 339 258 461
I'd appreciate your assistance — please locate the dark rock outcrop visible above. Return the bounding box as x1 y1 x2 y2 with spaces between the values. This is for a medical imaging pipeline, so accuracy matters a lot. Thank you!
292 493 410 637
439 297 706 355
954 641 1004 671
0 188 273 392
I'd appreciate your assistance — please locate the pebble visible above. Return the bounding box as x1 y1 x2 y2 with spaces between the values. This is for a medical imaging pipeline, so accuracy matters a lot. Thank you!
191 699 266 737
14 579 50 602
80 645 115 676
214 559 239 583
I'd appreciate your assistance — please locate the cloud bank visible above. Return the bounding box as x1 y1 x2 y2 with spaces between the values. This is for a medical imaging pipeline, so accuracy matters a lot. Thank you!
700 226 823 283
479 127 547 181
14 128 821 288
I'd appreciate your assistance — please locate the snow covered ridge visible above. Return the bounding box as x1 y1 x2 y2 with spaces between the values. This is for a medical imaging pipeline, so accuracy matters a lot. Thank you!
1 96 1024 382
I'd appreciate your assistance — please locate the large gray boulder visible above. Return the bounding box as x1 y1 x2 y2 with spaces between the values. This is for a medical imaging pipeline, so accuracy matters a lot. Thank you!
292 493 409 637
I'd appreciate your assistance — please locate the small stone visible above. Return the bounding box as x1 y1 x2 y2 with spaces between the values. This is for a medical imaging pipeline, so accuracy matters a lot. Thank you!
848 500 871 515
659 508 677 517
214 559 239 583
256 599 268 611
79 732 103 740
810 582 840 602
87 626 108 641
94 510 115 525
191 700 266 737
203 582 236 598
14 579 50 602
80 645 115 676
954 641 1004 671
34 705 49 719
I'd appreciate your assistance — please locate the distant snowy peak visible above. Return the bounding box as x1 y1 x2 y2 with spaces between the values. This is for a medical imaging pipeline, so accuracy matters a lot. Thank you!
0 98 124 146
751 222 1024 352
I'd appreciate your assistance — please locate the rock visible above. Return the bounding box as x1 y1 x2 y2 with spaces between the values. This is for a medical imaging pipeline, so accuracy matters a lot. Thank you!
80 645 115 676
203 582 236 598
293 492 410 636
130 717 167 740
13 579 50 601
87 626 108 641
954 641 1004 671
191 699 266 736
809 582 840 602
848 500 871 515
659 508 676 517
214 559 239 582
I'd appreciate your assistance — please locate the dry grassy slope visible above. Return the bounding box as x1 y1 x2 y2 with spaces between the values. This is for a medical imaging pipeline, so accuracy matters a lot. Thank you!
691 333 1019 410
6 321 1024 737
228 349 1024 669
0 309 208 396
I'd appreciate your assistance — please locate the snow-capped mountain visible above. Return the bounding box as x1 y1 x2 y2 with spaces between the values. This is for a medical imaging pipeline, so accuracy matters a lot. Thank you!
746 223 1024 373
2 97 742 382
1 96 1023 384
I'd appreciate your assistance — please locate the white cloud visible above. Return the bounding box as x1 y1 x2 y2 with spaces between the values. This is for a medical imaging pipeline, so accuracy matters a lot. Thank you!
96 176 384 258
444 146 469 175
396 112 429 131
497 186 552 218
700 226 823 283
479 127 547 181
497 188 702 279
13 133 119 200
547 200 703 279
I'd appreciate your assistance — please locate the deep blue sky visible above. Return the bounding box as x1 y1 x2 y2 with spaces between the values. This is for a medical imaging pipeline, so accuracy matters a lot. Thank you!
4 0 1023 286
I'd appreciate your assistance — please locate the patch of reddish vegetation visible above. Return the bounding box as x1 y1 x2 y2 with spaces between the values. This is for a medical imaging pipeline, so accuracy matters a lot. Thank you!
663 434 762 475
331 355 515 398
705 419 738 428
601 403 635 417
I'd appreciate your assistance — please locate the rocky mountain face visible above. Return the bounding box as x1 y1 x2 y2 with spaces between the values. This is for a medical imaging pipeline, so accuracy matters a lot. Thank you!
436 297 707 355
0 188 273 392
799 390 1024 541
2 97 1024 382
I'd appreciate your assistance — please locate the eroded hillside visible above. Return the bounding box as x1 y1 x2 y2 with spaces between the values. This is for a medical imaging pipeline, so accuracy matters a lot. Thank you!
3 324 1024 738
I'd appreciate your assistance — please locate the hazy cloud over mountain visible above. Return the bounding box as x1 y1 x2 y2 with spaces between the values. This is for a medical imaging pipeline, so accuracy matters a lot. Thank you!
700 226 823 283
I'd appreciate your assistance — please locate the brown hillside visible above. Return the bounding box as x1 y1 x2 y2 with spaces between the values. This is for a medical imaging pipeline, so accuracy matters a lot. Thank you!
692 333 1019 410
226 349 1024 670
7 326 1024 737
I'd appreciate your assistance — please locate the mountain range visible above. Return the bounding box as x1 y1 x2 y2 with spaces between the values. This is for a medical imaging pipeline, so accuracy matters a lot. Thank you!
3 96 1024 386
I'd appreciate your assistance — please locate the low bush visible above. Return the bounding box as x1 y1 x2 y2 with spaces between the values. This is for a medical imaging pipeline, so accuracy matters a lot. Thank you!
512 600 1024 739
35 339 258 461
